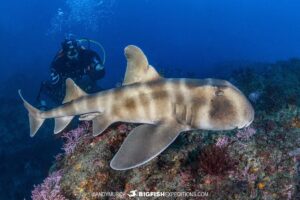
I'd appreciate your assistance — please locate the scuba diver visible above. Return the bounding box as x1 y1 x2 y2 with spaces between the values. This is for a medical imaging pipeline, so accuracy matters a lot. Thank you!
36 36 106 109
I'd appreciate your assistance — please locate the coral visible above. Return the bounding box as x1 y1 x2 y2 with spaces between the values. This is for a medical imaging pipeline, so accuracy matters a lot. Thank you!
257 182 266 190
117 123 131 133
291 117 300 128
179 168 194 187
61 122 90 155
259 119 277 133
236 126 256 141
31 170 66 200
215 136 230 148
198 145 237 176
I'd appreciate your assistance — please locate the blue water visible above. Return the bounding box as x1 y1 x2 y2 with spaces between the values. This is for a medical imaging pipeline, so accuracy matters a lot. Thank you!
1 0 300 199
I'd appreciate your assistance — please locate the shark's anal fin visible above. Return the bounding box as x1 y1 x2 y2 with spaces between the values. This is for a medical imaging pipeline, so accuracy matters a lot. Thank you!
92 115 112 136
54 116 74 134
123 45 162 85
110 121 185 170
63 78 87 104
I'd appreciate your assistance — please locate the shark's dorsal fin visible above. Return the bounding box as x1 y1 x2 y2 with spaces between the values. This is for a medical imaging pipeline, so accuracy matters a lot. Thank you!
63 78 87 104
123 45 162 86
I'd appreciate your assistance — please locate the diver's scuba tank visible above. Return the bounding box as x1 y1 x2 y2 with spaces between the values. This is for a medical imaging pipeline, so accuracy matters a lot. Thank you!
77 38 106 66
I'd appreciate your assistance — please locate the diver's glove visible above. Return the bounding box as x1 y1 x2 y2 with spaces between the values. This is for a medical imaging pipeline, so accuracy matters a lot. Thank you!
95 63 104 71
92 56 104 71
50 68 61 85
37 100 48 111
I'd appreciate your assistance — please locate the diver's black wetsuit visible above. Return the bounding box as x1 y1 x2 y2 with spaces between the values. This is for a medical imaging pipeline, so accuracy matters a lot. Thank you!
37 47 105 107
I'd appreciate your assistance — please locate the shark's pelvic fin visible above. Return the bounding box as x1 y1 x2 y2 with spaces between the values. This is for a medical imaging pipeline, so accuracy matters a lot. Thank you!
92 115 112 136
18 90 45 137
79 113 101 121
123 45 162 85
110 121 185 170
53 78 86 134
63 78 87 104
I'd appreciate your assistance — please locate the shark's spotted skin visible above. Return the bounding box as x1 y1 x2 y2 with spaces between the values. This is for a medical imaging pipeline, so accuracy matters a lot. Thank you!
19 45 254 170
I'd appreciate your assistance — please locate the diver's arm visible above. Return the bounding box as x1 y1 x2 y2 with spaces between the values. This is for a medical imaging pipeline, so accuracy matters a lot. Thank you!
49 67 61 85
86 50 105 80
36 60 59 102
49 56 65 85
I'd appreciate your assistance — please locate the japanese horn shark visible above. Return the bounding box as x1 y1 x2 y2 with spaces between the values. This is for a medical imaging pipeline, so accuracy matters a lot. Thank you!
19 45 254 170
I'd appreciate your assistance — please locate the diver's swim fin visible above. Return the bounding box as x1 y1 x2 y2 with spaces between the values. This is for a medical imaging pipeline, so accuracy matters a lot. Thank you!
18 90 45 137
110 121 184 170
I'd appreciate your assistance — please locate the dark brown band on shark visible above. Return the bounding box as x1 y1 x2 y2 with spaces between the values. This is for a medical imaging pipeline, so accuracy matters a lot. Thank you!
124 98 137 111
138 92 151 118
151 90 169 100
209 95 237 126
186 106 194 127
175 104 187 125
139 92 150 106
175 93 184 105
190 97 207 128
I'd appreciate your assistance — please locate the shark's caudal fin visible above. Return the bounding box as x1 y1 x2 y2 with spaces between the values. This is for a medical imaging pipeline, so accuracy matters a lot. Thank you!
123 45 162 85
54 78 88 134
18 90 45 137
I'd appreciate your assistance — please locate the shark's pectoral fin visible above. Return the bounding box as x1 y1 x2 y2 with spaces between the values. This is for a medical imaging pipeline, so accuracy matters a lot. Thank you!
110 121 185 170
92 115 112 136
54 116 74 134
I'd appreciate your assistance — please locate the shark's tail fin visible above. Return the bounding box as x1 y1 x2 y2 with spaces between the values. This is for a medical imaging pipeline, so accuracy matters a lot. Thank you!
18 90 45 137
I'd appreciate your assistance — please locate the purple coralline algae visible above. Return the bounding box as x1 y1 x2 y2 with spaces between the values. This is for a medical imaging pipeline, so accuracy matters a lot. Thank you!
236 126 256 141
31 170 66 200
61 122 90 155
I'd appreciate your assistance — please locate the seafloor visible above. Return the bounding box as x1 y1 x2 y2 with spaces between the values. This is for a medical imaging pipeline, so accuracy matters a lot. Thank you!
31 59 300 200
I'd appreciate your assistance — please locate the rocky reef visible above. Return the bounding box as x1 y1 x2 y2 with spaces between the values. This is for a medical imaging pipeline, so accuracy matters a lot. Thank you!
31 59 300 199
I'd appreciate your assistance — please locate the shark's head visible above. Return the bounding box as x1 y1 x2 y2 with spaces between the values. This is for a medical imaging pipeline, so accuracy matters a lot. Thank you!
192 78 254 130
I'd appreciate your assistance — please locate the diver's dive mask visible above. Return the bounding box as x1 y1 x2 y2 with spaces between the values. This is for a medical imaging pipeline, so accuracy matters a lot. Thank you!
62 39 79 59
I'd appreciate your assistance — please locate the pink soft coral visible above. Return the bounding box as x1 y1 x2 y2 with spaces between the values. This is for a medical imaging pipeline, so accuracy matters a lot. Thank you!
236 126 256 141
215 136 230 148
31 170 66 200
61 122 89 155
117 123 129 133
